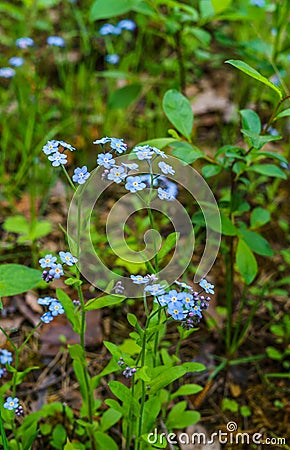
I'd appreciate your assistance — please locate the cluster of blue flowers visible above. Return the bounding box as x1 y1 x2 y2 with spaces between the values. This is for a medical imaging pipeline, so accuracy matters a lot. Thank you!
42 139 75 166
99 20 136 36
0 349 13 379
39 251 77 283
131 275 215 327
95 137 178 201
99 19 136 65
117 357 137 378
0 36 65 79
38 296 65 324
42 139 91 184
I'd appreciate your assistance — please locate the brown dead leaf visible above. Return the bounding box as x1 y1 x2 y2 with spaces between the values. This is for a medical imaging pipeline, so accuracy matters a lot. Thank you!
0 315 24 345
25 291 43 314
39 310 103 356
15 296 40 327
230 382 242 398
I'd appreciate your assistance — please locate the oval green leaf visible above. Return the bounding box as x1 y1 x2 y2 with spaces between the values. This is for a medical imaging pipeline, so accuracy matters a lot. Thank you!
0 264 42 297
90 0 139 21
162 89 193 140
238 229 273 257
236 239 257 285
248 164 286 179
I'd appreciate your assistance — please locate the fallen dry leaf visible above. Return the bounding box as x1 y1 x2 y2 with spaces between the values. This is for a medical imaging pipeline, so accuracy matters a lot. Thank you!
0 315 24 345
39 310 103 356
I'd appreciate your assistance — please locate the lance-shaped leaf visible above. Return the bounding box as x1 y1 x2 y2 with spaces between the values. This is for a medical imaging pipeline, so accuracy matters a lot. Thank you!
225 59 283 99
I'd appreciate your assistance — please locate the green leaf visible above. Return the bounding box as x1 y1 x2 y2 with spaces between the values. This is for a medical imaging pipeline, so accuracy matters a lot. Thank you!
250 207 270 229
100 408 122 432
137 138 178 149
142 433 167 448
241 129 281 149
222 398 239 412
199 0 215 18
2 216 51 241
127 313 137 327
211 0 232 14
163 89 193 140
225 59 283 99
90 0 139 20
221 214 237 236
171 383 203 398
149 366 186 393
255 151 288 165
171 142 204 164
109 381 132 404
84 294 126 311
189 27 211 45
64 439 80 450
27 221 52 240
215 145 246 159
104 399 123 414
0 2 23 20
0 264 41 297
239 229 273 256
240 109 261 134
236 239 257 285
157 232 179 261
275 108 290 120
109 84 142 110
51 424 66 447
2 215 29 234
68 344 85 364
166 401 200 428
131 1 155 15
181 361 205 372
266 346 283 360
202 164 222 178
119 338 141 355
93 432 118 450
142 397 161 433
56 289 81 333
240 405 251 417
248 164 286 179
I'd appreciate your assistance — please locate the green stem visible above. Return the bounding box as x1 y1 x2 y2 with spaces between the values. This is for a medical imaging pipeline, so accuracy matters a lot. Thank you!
174 31 186 95
136 328 147 450
143 291 149 318
147 207 159 273
0 409 8 450
74 198 97 450
153 308 161 367
18 321 42 354
230 285 248 356
61 165 76 192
